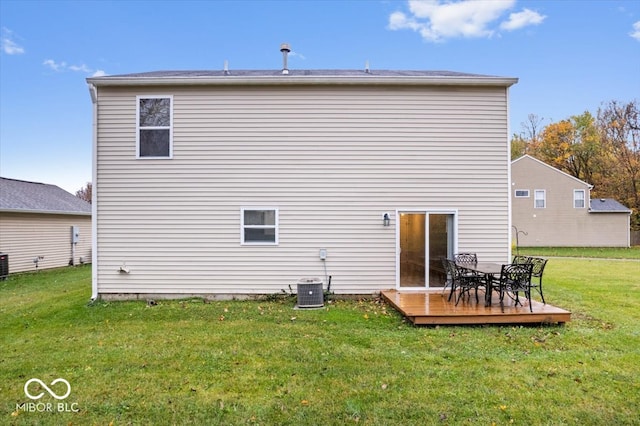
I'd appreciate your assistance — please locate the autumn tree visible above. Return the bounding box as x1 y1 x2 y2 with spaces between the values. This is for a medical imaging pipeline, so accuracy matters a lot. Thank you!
566 111 602 184
521 112 602 185
76 182 92 204
597 100 639 228
511 114 544 159
535 119 575 173
510 133 528 160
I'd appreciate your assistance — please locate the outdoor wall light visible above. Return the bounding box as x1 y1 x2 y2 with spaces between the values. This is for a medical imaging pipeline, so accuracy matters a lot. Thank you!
383 213 391 227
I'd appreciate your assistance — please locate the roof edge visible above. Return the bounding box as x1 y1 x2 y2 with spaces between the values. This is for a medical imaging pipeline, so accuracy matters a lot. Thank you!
87 74 518 88
0 208 92 216
512 155 594 189
588 210 632 214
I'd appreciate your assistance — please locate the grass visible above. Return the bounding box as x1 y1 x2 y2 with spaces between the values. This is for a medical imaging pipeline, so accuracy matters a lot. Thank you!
516 246 640 260
1 255 639 425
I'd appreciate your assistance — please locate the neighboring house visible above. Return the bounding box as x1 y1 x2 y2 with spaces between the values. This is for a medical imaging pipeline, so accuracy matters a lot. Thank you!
0 177 92 273
511 155 631 247
86 63 518 300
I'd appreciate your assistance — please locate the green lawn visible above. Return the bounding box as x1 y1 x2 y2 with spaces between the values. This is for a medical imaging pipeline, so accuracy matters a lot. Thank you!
516 246 640 260
1 256 639 425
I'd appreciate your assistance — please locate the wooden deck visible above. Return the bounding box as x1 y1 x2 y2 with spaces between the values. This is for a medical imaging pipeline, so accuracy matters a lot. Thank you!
381 289 571 326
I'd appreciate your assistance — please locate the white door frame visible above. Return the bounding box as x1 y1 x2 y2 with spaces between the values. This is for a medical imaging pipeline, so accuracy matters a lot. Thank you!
395 208 458 290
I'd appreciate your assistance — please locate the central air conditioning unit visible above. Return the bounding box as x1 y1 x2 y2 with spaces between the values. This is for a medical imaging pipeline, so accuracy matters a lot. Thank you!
0 253 8 280
296 277 324 309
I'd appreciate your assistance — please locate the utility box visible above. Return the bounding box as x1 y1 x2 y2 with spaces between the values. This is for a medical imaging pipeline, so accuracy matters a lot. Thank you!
0 253 8 280
296 277 324 308
71 226 80 244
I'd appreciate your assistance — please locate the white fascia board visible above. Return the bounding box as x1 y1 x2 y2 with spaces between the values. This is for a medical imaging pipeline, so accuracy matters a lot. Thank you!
87 75 518 88
0 208 91 216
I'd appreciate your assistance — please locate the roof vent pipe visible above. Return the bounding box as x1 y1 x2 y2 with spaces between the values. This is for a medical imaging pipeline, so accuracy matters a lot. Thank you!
365 60 370 74
223 60 229 75
280 43 291 75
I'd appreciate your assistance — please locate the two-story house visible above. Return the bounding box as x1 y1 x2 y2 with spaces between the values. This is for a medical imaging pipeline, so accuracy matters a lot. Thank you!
87 61 518 300
511 155 631 247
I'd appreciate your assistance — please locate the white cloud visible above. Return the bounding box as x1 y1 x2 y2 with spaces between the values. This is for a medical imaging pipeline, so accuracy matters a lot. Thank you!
631 21 640 41
69 64 91 73
43 59 106 75
43 59 67 71
1 27 25 55
389 11 421 32
500 8 546 31
388 0 544 42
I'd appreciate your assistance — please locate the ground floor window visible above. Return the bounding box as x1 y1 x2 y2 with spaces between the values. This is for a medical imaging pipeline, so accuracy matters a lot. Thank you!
241 208 278 245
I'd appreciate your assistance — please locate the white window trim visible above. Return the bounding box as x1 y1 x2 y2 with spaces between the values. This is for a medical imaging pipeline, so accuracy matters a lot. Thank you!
240 207 279 245
534 189 546 209
574 189 586 209
136 95 173 159
515 189 530 198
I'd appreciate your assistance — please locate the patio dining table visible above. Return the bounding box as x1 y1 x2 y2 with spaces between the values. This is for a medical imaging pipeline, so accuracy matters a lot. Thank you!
455 261 504 306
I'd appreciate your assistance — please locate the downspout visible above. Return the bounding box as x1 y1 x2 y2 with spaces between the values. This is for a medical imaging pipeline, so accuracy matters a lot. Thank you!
506 86 513 262
88 83 99 301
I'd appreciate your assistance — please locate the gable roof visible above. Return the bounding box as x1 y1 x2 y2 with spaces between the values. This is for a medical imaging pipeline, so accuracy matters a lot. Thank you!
512 155 594 189
87 69 518 88
0 177 91 215
589 198 632 213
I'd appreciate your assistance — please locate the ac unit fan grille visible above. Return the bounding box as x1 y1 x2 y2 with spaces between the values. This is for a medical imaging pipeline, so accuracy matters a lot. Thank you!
297 281 324 308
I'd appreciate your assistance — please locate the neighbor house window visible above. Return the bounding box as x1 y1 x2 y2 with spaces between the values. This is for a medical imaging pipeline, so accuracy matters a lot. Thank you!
137 95 173 158
534 190 546 208
241 208 278 245
574 190 585 208
515 189 530 198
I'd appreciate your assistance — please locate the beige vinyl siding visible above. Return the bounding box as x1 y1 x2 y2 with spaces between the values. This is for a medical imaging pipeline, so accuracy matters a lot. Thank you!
582 212 630 247
0 212 91 273
95 85 510 295
512 156 629 247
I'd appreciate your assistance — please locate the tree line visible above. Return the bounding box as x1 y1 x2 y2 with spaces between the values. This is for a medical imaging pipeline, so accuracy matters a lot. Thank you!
511 100 639 230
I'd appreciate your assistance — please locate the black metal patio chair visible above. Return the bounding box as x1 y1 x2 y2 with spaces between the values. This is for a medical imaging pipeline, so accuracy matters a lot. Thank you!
441 258 456 301
512 255 531 265
492 263 535 312
453 261 486 306
529 257 548 304
454 252 478 264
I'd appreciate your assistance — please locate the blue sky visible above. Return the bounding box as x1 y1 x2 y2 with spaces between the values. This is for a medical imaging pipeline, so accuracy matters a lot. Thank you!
1 0 639 194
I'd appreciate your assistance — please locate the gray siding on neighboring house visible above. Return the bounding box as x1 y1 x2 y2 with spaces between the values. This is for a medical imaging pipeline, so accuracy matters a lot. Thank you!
92 78 514 296
511 155 630 247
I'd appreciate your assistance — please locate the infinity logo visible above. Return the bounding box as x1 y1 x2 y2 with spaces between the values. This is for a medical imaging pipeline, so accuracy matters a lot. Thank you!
24 378 71 400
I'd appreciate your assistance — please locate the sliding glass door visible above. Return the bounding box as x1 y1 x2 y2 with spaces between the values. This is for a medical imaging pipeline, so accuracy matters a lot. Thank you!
398 211 455 288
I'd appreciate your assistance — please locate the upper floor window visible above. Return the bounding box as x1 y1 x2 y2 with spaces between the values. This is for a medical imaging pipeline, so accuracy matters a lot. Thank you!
534 190 546 208
137 96 173 158
574 190 586 208
515 189 530 198
241 208 278 245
